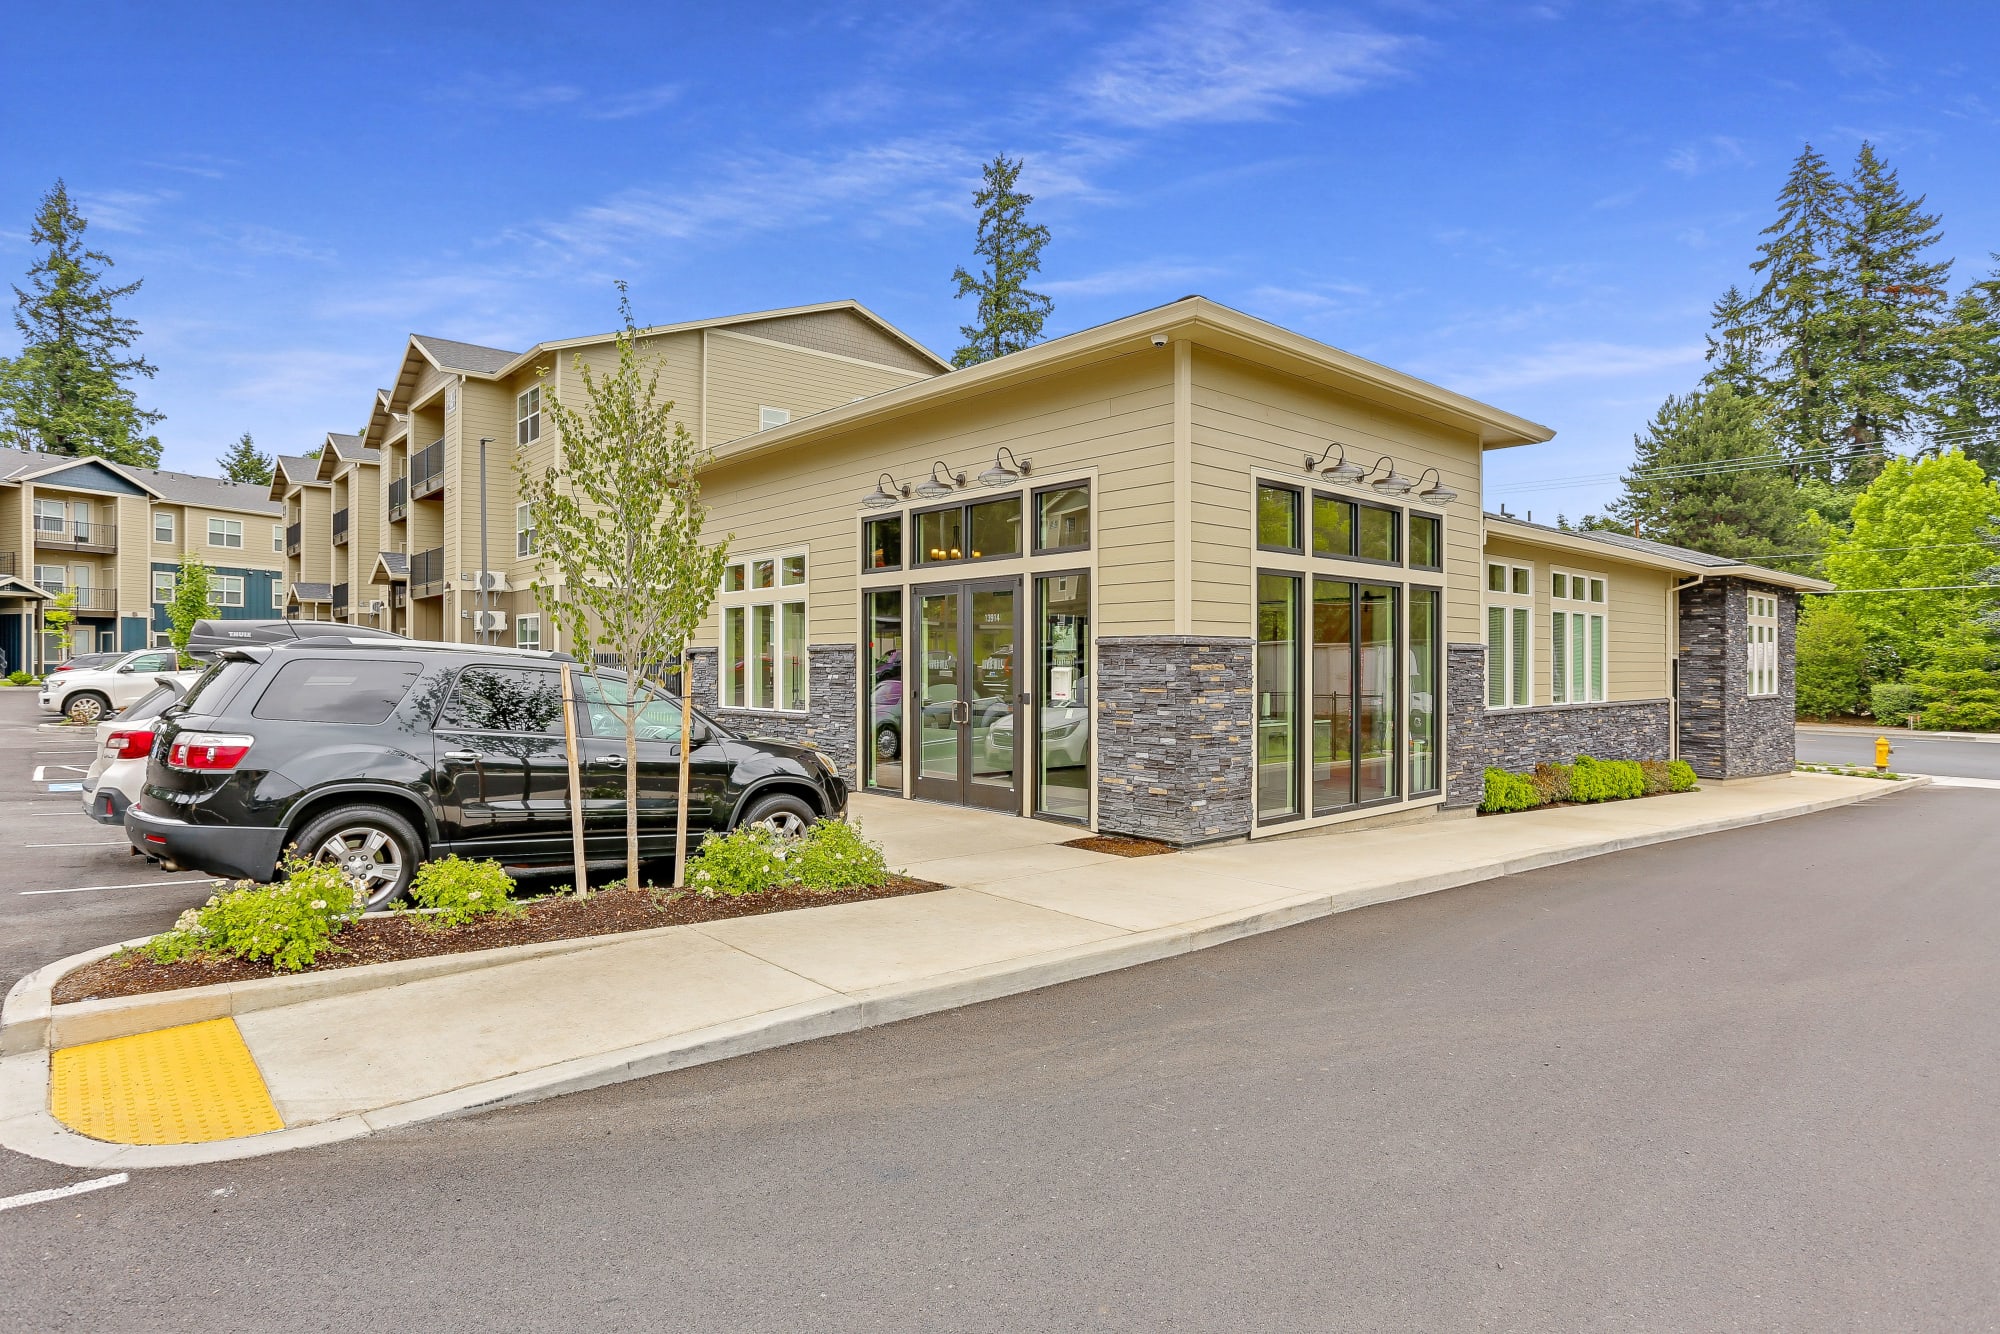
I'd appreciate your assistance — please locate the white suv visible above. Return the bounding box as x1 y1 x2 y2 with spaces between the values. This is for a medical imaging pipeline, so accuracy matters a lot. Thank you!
38 648 198 723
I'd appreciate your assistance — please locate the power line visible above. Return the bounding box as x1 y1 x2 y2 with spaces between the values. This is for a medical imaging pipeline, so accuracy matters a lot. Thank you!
1495 443 1889 495
1815 585 2000 593
1750 537 2000 562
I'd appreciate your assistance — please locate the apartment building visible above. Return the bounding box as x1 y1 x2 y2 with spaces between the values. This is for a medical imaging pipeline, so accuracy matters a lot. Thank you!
0 446 284 669
272 450 336 621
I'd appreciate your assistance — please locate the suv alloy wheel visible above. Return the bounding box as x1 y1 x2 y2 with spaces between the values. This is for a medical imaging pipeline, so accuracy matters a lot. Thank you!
293 803 423 910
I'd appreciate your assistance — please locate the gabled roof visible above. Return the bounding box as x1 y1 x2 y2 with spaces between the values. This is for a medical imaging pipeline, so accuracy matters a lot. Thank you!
411 335 520 377
0 574 50 601
372 551 408 582
269 454 331 500
1483 513 1832 592
289 582 333 602
10 453 151 497
316 433 379 481
0 446 280 515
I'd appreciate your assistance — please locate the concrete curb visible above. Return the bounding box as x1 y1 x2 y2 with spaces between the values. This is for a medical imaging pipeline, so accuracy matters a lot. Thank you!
0 774 1924 1169
1797 722 2000 744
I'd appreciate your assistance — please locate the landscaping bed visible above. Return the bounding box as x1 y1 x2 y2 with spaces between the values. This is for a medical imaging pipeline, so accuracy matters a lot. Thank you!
1479 755 1697 815
1062 834 1177 858
53 876 944 1004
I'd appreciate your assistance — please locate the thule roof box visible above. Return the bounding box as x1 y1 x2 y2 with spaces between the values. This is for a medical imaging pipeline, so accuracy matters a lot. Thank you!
187 619 406 656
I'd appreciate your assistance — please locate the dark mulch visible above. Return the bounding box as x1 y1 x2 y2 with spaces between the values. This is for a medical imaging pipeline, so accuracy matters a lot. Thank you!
1062 834 1178 858
52 877 943 1005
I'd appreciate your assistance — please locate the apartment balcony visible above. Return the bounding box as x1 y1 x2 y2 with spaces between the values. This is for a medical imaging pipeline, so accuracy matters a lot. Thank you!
411 545 446 599
332 508 350 546
286 522 302 557
388 477 408 523
332 582 351 616
33 523 117 555
45 588 116 616
410 439 445 500
0 552 16 578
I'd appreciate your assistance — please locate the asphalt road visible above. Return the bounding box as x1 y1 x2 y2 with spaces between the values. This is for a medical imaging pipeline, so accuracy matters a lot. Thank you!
5 762 1994 1330
1797 725 2000 780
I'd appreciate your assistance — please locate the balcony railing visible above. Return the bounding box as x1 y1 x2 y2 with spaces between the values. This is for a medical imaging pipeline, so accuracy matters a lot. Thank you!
42 587 116 615
411 546 446 598
332 509 350 546
410 439 445 499
32 523 116 555
333 582 350 615
388 477 408 523
0 552 16 578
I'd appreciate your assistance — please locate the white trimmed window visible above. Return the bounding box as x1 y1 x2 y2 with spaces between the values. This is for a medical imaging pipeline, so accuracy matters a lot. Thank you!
758 406 791 431
33 499 67 534
272 581 286 610
1550 568 1608 705
215 575 246 608
154 511 175 544
1484 560 1533 709
34 564 66 593
718 549 808 712
1747 593 1779 697
517 386 542 446
515 503 536 557
153 570 176 604
516 614 541 650
208 517 244 548
272 523 284 553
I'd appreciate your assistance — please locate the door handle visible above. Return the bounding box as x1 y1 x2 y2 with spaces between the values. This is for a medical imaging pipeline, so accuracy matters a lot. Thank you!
443 750 479 762
589 754 626 768
952 700 970 725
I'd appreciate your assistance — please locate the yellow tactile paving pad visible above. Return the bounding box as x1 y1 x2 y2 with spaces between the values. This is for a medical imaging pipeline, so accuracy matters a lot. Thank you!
51 1018 285 1144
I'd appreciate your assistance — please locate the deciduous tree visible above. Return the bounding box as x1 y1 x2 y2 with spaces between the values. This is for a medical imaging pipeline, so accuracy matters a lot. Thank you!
1793 598 1869 718
166 554 218 666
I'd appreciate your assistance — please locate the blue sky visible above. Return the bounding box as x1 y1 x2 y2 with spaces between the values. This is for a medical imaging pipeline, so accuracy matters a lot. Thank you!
3 1 1996 516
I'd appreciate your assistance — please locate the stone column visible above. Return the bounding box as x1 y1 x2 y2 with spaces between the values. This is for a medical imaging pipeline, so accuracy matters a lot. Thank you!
1675 578 1798 778
1094 635 1254 845
1443 643 1488 809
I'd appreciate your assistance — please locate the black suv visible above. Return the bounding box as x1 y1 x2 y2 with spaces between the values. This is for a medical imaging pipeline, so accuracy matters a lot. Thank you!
126 639 847 906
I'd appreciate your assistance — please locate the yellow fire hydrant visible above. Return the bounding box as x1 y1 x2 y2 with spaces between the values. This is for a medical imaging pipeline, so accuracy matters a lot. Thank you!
1875 735 1892 772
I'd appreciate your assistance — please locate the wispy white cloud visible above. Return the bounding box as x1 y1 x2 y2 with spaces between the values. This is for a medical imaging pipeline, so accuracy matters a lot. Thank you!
139 153 238 180
204 223 334 263
1665 135 1751 176
586 83 683 120
217 347 383 406
74 187 178 234
1042 259 1226 297
1076 0 1411 128
429 75 681 120
1444 340 1705 394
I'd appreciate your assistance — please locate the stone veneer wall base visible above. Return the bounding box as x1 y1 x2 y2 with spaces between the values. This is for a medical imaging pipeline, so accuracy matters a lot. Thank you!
1095 635 1254 845
684 644 860 785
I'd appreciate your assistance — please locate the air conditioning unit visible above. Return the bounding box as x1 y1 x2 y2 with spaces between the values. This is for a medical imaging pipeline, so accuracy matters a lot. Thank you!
473 570 511 593
474 610 509 632
368 600 386 614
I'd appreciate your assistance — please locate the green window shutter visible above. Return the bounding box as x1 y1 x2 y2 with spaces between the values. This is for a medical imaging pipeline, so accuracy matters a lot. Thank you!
1486 606 1506 707
1550 611 1567 704
1511 607 1529 707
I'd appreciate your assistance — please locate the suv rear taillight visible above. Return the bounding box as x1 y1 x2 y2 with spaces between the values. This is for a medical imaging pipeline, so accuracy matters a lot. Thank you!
106 729 154 760
166 732 254 771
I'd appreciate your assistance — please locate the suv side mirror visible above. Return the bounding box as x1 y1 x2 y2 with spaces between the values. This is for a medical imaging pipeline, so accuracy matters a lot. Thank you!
687 718 712 746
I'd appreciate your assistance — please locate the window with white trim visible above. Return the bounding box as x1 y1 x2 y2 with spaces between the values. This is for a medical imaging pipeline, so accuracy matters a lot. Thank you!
208 517 244 548
33 563 66 593
1549 568 1608 704
152 570 176 604
272 523 285 553
33 499 67 534
1747 593 1779 697
516 613 541 650
515 503 536 557
1484 560 1533 708
214 574 246 608
154 511 175 544
717 549 808 712
758 406 790 431
517 386 542 446
272 581 286 610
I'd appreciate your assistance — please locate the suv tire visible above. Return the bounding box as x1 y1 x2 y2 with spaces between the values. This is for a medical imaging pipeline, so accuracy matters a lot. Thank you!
65 691 111 725
292 803 423 910
738 791 817 839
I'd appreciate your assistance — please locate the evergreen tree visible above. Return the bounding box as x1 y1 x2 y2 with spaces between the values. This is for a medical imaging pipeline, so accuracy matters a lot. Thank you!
218 431 274 486
1607 386 1800 557
1701 284 1766 399
1832 142 1952 486
950 156 1053 368
1746 145 1848 475
0 180 162 466
1932 260 2000 477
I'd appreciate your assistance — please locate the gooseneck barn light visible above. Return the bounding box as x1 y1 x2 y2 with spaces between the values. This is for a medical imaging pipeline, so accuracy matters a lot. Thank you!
978 447 1033 488
913 460 967 500
859 473 911 509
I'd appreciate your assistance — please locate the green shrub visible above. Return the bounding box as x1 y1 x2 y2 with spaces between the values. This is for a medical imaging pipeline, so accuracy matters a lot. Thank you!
1666 760 1698 792
1638 759 1674 796
144 860 360 972
793 819 890 891
1480 768 1541 813
409 855 520 927
1904 634 2000 732
5 670 33 686
1570 755 1645 802
1869 681 1921 724
686 823 792 896
1794 599 1868 718
1528 762 1572 804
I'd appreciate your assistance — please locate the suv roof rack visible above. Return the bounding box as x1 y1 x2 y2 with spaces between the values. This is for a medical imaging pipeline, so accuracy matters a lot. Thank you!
265 636 577 662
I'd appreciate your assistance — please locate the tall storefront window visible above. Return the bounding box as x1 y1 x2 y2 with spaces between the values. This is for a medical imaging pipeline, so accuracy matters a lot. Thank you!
865 589 903 791
719 549 808 712
1409 587 1441 796
1310 580 1400 809
1036 572 1090 821
1256 572 1301 821
1356 584 1398 804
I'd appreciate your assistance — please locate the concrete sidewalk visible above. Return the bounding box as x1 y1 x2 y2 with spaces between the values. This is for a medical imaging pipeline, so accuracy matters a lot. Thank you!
2 772 1915 1167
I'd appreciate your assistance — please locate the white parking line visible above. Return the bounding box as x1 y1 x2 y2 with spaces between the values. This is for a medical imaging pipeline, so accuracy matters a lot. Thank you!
23 841 126 848
30 765 89 781
0 1174 129 1213
22 879 211 896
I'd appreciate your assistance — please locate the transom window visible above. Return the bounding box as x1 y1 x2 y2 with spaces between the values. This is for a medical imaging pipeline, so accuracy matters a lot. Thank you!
1263 482 1421 568
719 549 808 712
153 511 175 544
1747 593 1779 697
208 517 244 548
517 386 542 446
1550 568 1607 704
1485 561 1533 709
864 514 902 571
1034 483 1091 554
914 494 1022 566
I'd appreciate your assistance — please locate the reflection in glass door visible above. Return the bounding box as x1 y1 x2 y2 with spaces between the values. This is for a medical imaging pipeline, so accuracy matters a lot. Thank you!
1308 578 1401 812
1256 572 1301 821
1036 572 1090 821
913 580 1021 811
864 589 903 792
915 589 961 801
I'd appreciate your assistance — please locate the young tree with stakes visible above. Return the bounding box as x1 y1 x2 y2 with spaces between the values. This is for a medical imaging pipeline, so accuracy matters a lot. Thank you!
0 180 163 467
518 288 730 891
950 155 1054 368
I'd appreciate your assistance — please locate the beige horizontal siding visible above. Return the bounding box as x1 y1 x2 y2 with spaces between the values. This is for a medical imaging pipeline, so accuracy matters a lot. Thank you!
1481 535 1675 704
704 330 930 446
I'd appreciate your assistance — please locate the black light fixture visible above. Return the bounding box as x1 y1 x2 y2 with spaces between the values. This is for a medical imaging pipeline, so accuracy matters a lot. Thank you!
977 446 1033 488
1368 455 1416 496
913 460 966 499
1303 440 1368 484
1413 467 1458 507
859 473 910 509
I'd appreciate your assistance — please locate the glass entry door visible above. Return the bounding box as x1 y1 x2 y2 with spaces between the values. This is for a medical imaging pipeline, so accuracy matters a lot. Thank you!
914 578 1020 811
